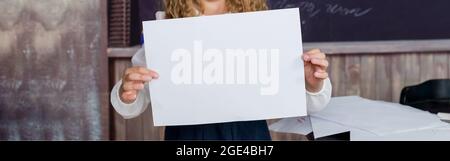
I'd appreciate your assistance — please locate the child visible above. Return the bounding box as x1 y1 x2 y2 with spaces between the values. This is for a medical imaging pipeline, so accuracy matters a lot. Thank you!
111 0 332 140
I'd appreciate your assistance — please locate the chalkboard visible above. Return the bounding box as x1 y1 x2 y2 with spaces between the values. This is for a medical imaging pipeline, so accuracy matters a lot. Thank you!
269 0 450 42
138 0 450 42
139 0 163 23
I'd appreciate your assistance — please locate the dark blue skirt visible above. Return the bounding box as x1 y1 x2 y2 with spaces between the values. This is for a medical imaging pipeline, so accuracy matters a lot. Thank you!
164 120 271 140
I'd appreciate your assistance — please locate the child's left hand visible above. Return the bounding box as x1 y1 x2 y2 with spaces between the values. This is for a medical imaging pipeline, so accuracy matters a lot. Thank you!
302 49 329 93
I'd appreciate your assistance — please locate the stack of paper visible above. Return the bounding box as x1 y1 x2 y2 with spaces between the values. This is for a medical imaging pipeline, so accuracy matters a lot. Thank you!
350 124 450 141
313 96 448 136
310 116 350 139
438 113 450 123
269 117 312 135
269 96 450 141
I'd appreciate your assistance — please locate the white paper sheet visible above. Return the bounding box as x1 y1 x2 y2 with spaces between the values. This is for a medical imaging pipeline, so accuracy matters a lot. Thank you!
269 96 450 141
438 112 450 121
310 116 350 139
350 125 450 141
269 117 312 135
268 116 350 138
312 96 448 136
143 8 307 126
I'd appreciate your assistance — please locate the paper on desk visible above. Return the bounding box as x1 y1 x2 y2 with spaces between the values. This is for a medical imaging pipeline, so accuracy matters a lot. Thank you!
143 8 307 126
310 116 350 139
269 117 312 135
268 116 351 138
268 97 355 138
438 113 450 121
270 96 450 140
312 96 448 136
350 124 450 141
309 117 450 141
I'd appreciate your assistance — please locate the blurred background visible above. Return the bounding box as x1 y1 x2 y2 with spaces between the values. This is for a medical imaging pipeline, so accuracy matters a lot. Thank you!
0 0 449 140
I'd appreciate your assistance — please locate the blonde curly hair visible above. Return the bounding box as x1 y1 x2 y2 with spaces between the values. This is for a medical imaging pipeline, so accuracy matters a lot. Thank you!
164 0 268 19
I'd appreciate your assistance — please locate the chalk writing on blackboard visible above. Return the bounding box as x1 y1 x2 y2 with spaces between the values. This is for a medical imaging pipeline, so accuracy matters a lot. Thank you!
271 0 373 24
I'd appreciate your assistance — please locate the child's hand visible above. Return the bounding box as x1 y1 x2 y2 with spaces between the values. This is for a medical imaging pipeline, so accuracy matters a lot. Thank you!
120 67 159 104
302 49 329 93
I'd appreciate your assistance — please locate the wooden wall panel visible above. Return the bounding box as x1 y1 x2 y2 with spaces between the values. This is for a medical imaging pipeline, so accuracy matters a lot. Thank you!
329 55 346 96
344 55 361 96
403 54 421 88
390 54 404 103
0 0 108 140
109 59 129 140
434 53 449 79
360 55 376 99
448 54 450 78
420 54 434 82
375 55 392 101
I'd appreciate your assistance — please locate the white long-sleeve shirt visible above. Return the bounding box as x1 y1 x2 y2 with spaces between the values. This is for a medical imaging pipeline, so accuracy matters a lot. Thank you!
111 48 332 119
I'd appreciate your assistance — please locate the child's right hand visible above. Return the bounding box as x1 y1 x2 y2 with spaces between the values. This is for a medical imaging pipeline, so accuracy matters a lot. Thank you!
120 67 159 104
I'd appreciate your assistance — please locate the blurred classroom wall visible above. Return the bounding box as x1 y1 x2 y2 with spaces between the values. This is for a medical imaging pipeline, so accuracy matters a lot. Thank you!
0 0 108 140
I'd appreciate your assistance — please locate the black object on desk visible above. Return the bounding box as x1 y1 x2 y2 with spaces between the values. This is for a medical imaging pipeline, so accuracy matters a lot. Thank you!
306 132 351 141
400 79 450 114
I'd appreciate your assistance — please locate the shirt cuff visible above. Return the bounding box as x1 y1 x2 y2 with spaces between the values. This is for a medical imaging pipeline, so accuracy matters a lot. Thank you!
111 80 145 119
306 78 330 96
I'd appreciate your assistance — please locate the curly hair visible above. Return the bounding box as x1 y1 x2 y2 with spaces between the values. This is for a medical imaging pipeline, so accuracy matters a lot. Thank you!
164 0 268 19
